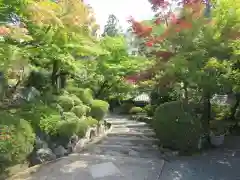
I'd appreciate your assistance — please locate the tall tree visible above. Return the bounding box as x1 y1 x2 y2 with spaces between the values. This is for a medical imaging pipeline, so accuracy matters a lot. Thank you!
102 14 120 37
129 0 240 133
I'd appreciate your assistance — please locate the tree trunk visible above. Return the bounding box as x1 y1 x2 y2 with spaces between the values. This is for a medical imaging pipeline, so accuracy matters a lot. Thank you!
59 71 68 89
95 80 108 98
183 82 188 103
201 92 211 134
51 60 60 88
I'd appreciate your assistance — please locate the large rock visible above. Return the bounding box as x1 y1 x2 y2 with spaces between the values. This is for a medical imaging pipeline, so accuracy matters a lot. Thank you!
27 148 42 167
36 148 56 163
35 136 48 149
54 145 68 158
21 86 40 102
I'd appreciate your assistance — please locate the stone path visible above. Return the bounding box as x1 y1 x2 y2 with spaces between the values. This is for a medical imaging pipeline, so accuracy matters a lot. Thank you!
160 136 240 180
11 115 165 180
10 115 240 180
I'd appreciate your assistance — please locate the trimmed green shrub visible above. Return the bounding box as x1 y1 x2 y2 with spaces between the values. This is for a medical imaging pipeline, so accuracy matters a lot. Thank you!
153 101 203 153
62 112 79 120
84 105 91 115
39 114 61 136
0 112 35 172
90 100 109 121
144 104 157 117
129 106 145 114
71 105 86 118
40 112 88 138
70 94 83 106
86 116 98 127
67 87 93 105
57 119 88 138
76 120 88 138
57 95 74 111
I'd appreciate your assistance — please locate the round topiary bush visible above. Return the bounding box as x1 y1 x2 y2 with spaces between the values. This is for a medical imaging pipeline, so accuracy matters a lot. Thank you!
71 105 86 118
85 116 98 127
90 100 109 121
57 95 74 111
70 94 83 106
56 119 88 138
39 114 61 136
76 120 88 138
84 105 91 115
67 87 93 105
153 101 203 153
62 112 79 120
129 106 145 114
0 112 35 172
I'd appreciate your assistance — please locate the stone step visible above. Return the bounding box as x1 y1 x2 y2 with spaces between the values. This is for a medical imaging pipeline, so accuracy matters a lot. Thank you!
107 131 156 137
107 120 139 125
103 136 159 143
111 126 153 133
86 144 162 159
94 144 159 151
112 123 149 129
72 153 164 165
100 140 157 147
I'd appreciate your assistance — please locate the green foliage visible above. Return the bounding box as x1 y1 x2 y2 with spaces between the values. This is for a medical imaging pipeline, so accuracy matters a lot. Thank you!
120 102 134 114
57 95 74 111
39 114 61 136
102 14 121 37
73 36 152 100
150 87 178 106
0 112 35 172
129 106 145 114
57 119 88 138
62 112 79 120
71 105 86 118
14 101 59 130
84 105 91 115
70 94 83 106
85 116 98 127
153 101 203 152
211 103 231 120
67 87 93 105
39 111 88 138
26 70 51 91
144 104 157 117
90 100 109 121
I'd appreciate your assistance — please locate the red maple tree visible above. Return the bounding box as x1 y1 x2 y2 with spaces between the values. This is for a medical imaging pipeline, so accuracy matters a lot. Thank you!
125 0 208 83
